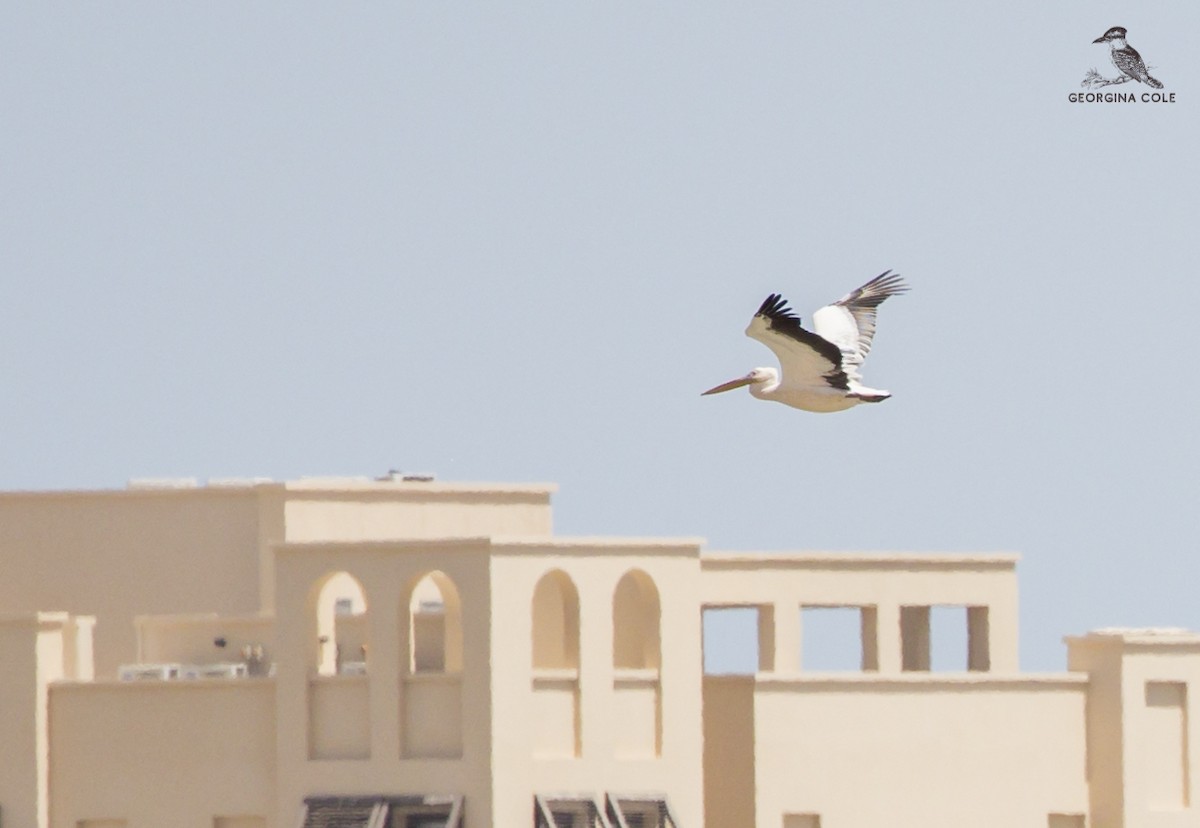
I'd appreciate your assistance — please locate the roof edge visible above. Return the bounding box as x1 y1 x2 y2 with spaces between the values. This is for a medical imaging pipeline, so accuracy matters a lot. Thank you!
701 551 1020 569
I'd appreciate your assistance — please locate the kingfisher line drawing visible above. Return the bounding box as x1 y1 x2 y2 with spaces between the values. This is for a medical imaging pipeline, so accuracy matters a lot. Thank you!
1084 27 1164 89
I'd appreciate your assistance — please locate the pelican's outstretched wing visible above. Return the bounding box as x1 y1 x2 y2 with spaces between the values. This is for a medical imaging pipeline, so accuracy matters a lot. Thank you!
811 271 908 384
746 294 848 390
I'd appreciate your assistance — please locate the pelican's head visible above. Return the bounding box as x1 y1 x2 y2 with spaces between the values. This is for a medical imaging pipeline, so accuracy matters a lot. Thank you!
701 367 777 397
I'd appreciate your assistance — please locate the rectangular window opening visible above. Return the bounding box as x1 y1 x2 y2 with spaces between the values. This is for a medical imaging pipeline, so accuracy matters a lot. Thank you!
1145 681 1189 810
606 795 679 828
393 810 455 828
903 605 987 672
535 796 606 828
930 605 970 672
302 796 460 828
702 606 760 675
900 605 930 671
783 814 821 828
802 606 873 672
1047 815 1085 828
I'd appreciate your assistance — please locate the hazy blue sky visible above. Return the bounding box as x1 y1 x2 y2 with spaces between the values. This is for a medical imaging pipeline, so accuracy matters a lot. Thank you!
3 3 1198 671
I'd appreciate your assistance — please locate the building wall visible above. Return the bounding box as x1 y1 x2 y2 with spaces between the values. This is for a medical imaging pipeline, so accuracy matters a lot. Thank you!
1068 636 1126 827
281 485 553 543
749 676 1089 828
0 613 94 828
269 538 496 828
700 553 1019 674
1118 647 1200 828
11 479 1200 828
487 539 705 827
0 481 554 679
48 680 276 828
703 676 756 828
0 616 52 828
136 614 276 667
0 490 266 676
1068 631 1200 828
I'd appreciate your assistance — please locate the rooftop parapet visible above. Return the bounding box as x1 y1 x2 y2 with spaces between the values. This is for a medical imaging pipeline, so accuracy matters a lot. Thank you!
1065 626 1200 650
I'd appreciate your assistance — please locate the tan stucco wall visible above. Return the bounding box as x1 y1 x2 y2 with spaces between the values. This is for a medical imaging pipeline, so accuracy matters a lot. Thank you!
49 680 276 828
0 490 266 677
282 487 553 543
487 538 705 827
703 676 756 828
1119 647 1200 828
7 478 1199 828
0 613 93 828
0 616 49 828
749 675 1089 827
701 553 1019 674
0 481 554 679
1069 634 1125 826
136 613 276 666
1068 630 1200 828
270 538 496 828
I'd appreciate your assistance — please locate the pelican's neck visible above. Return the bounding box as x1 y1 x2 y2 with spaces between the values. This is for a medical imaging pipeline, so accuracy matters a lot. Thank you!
748 374 780 399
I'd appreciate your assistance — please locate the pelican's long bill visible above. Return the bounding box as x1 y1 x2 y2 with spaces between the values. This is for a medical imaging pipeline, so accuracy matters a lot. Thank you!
701 373 754 396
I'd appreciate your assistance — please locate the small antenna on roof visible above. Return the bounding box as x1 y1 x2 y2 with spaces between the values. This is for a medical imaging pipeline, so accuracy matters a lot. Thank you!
375 469 435 482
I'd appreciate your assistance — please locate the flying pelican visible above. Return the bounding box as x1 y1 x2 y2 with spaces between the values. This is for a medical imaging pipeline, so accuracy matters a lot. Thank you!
701 271 908 413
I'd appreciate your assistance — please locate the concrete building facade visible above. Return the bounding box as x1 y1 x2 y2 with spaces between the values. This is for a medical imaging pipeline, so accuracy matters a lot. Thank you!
0 476 1194 827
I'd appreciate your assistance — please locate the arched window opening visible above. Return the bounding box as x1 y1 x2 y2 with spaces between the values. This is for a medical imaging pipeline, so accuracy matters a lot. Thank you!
312 571 368 676
407 571 463 673
532 570 581 671
613 570 661 670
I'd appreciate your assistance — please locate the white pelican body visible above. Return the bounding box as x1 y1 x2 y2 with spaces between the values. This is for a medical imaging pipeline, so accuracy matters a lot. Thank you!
702 271 908 413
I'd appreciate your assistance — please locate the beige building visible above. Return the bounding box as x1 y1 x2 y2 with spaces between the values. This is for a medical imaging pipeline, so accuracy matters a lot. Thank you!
0 476 1194 828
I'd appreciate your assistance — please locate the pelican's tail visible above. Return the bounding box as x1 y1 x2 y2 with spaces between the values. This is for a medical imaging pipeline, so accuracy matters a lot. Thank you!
848 388 891 403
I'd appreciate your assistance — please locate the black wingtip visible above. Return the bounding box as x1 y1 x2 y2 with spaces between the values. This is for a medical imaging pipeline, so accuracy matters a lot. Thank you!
866 270 910 295
756 293 799 321
836 271 909 309
752 291 844 369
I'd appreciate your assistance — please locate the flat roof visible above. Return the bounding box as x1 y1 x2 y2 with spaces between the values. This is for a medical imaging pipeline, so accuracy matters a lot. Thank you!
1066 627 1200 648
284 477 556 495
701 551 1020 570
276 535 704 556
730 672 1088 690
0 477 557 499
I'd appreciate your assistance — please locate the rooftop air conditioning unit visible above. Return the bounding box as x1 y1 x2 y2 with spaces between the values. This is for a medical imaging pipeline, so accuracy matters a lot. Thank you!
182 662 248 679
340 661 368 676
126 478 198 489
118 663 183 681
